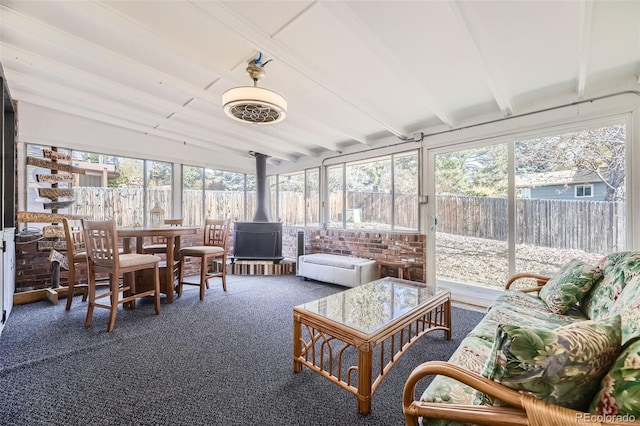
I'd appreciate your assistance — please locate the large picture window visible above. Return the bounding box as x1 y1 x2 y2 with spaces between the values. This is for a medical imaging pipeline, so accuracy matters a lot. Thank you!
275 168 320 226
182 166 255 225
326 151 419 231
205 169 246 221
429 119 627 291
25 145 174 228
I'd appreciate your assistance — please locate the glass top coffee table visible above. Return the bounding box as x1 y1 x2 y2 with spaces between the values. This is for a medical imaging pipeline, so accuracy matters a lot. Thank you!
293 277 451 415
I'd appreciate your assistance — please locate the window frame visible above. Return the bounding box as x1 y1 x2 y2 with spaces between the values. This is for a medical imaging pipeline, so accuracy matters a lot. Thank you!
575 183 594 198
322 149 420 232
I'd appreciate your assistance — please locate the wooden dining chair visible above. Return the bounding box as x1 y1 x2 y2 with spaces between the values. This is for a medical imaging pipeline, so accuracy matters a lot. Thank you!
83 219 162 332
177 219 229 301
142 218 183 254
62 218 89 311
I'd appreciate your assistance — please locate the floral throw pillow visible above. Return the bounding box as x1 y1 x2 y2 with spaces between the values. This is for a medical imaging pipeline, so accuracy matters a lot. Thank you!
589 337 640 417
539 259 603 314
482 315 621 411
609 274 640 345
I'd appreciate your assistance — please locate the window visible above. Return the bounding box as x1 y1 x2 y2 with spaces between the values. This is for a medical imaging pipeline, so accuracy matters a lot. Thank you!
246 174 256 221
575 184 593 198
327 165 344 227
205 169 247 221
326 150 419 231
428 119 628 291
182 166 255 225
393 152 419 230
278 171 305 225
346 156 392 229
70 152 144 227
518 188 532 198
26 146 172 228
274 168 321 226
267 175 277 221
515 122 625 276
183 166 203 226
146 160 172 224
305 169 320 227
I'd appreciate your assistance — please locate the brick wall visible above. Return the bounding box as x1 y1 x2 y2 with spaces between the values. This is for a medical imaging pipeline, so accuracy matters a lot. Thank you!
15 235 58 292
14 223 425 292
282 226 426 282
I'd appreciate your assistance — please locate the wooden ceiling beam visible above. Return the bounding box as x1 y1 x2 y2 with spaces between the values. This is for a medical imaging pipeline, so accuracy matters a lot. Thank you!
321 1 456 128
191 1 409 140
448 1 513 116
577 0 594 98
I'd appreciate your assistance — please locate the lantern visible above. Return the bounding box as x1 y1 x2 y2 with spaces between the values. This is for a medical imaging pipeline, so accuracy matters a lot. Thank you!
150 202 165 228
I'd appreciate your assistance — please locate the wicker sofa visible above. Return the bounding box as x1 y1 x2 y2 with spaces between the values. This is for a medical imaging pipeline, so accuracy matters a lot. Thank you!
403 251 640 426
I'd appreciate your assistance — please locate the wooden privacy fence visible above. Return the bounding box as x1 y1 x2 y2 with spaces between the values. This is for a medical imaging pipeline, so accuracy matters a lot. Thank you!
72 188 254 227
70 188 419 228
327 192 418 228
436 195 625 253
71 187 170 227
70 188 620 252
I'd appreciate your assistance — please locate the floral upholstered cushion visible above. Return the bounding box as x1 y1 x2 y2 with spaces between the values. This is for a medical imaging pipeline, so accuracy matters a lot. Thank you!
609 275 640 345
490 290 552 313
475 302 579 337
538 259 602 314
581 252 640 320
419 335 494 426
482 315 622 411
589 337 640 417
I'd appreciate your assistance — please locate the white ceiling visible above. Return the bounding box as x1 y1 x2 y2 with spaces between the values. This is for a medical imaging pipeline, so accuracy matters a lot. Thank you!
1 0 640 172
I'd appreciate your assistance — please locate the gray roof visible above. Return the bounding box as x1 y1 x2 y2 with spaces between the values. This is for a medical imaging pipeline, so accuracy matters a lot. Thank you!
515 170 604 188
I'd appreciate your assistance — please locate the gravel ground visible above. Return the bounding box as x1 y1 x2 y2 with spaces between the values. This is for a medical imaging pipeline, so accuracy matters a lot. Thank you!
436 232 604 289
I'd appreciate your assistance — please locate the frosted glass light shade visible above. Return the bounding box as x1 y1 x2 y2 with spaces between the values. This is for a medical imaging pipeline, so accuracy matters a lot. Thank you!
222 86 287 124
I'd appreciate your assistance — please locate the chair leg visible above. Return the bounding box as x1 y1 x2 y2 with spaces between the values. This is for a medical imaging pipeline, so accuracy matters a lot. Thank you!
221 256 227 292
199 255 207 301
128 271 136 310
65 265 76 311
80 262 89 301
153 264 161 315
172 260 181 295
106 276 119 332
84 265 96 328
204 257 210 289
177 255 185 297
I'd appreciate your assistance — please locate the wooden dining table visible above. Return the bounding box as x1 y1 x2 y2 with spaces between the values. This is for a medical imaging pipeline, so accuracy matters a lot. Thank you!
118 226 199 303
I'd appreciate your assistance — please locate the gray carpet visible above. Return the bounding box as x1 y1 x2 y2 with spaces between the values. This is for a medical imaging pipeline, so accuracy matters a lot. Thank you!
0 275 484 426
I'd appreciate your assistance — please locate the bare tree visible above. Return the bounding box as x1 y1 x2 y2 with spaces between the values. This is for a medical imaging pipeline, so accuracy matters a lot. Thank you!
516 124 626 201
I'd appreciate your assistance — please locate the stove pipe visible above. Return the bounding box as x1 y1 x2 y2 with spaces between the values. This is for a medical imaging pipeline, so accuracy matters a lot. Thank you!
252 152 270 222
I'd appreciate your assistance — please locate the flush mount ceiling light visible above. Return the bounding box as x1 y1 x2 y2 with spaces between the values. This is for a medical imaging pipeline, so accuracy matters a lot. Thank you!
222 52 287 124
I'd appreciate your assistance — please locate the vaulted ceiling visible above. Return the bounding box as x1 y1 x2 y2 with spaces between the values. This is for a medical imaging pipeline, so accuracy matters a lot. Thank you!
1 1 639 172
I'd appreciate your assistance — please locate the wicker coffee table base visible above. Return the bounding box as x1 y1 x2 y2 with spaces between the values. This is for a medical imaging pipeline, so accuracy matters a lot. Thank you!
293 290 451 415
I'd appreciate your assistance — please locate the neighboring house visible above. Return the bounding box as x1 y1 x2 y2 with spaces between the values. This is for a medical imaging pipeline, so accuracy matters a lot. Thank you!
515 170 607 201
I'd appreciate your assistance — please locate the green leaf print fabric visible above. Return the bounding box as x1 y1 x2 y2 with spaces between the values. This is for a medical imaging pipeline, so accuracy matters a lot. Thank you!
581 252 640 321
482 315 621 411
538 259 602 314
589 337 640 417
609 275 640 345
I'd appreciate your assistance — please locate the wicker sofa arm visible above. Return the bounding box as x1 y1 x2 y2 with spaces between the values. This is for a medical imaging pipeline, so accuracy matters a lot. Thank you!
403 361 528 426
402 361 639 426
504 272 550 292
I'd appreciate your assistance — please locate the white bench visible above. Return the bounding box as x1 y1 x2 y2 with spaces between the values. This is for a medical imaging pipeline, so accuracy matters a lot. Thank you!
297 253 378 288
